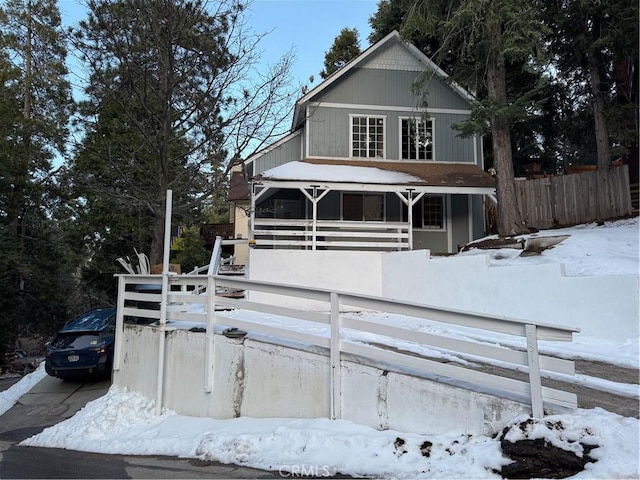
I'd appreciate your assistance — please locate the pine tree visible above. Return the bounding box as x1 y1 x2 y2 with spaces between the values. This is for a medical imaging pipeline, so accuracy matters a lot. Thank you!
70 0 295 266
320 28 361 79
402 0 550 235
0 0 73 354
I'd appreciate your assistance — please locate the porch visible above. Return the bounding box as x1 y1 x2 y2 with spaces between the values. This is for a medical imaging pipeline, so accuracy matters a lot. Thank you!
248 160 496 253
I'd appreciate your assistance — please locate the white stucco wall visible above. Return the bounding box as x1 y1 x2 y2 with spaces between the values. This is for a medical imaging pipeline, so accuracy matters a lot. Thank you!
381 250 639 342
113 325 527 436
248 249 383 310
246 249 639 341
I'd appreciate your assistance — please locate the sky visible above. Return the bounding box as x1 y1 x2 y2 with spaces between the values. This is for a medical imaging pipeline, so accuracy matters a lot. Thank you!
1 217 639 479
58 0 380 91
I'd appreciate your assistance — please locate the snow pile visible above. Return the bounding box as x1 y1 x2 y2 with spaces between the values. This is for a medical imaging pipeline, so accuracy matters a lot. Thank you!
18 387 639 479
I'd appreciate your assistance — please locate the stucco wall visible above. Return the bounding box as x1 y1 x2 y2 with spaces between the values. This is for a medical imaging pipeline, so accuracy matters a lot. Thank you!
381 250 639 342
248 249 639 341
247 249 383 310
113 325 527 436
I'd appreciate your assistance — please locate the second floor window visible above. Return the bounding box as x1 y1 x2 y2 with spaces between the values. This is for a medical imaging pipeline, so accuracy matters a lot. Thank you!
401 117 433 160
352 116 385 158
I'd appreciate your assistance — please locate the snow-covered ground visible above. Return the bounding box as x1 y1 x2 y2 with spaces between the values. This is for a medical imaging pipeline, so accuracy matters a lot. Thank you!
2 218 639 479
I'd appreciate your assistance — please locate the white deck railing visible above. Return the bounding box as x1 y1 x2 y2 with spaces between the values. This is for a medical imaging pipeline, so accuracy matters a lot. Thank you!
253 218 410 250
114 273 578 418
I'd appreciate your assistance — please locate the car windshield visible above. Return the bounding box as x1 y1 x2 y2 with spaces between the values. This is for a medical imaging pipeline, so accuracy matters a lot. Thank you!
51 333 102 350
62 309 115 332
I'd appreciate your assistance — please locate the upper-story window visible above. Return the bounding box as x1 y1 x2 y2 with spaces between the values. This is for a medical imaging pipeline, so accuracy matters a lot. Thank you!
351 115 385 158
401 117 434 161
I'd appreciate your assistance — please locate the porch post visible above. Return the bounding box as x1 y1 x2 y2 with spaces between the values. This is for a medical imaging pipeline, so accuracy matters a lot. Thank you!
407 189 414 250
249 183 257 242
397 189 424 251
301 186 330 251
312 186 319 250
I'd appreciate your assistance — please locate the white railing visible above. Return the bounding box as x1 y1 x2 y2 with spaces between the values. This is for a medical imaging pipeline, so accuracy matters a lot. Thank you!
253 218 409 250
114 273 578 418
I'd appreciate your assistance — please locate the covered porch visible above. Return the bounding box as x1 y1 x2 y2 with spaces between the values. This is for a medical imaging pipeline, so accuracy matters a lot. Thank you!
247 160 496 253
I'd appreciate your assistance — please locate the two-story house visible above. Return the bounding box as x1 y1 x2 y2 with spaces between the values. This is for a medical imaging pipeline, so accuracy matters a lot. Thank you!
229 30 495 262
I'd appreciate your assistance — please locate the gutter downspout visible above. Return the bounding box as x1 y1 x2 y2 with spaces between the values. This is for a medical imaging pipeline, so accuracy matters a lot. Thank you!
156 189 172 415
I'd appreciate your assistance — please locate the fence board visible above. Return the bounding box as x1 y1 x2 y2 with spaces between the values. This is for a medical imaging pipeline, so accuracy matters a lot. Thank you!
517 166 631 229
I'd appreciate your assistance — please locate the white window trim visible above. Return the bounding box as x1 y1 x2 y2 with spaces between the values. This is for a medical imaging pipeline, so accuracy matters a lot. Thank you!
399 116 436 162
349 114 387 159
416 194 446 231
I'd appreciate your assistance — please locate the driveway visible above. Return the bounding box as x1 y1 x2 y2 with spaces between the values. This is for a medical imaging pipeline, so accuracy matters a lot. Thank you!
0 375 282 479
1 375 111 434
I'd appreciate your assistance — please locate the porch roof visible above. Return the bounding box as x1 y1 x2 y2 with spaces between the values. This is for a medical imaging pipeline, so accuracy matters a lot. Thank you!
252 159 496 195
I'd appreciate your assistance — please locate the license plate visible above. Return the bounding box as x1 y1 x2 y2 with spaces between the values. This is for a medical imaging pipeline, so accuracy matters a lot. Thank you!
68 355 79 362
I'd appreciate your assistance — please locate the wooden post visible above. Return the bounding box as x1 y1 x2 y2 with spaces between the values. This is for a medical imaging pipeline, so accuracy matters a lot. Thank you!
205 275 216 393
525 324 544 418
330 292 342 420
113 275 126 372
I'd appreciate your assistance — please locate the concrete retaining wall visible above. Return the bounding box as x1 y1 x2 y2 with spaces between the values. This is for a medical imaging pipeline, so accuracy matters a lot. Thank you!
113 325 527 436
248 249 639 342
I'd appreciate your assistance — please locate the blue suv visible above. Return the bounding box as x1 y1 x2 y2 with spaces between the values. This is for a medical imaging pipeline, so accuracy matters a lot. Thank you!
45 308 116 380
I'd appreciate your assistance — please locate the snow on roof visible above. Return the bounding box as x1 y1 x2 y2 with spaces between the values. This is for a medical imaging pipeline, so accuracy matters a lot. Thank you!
256 161 423 184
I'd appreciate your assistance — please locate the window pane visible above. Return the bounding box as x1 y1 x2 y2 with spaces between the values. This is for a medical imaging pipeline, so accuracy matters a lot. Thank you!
352 116 384 158
343 193 384 221
401 118 433 160
363 194 384 221
343 193 363 221
423 196 444 229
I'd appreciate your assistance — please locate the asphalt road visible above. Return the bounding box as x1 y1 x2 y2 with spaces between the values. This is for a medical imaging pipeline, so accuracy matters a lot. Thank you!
0 375 281 479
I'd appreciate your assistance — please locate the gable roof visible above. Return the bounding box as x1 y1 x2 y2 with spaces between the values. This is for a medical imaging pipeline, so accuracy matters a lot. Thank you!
291 30 474 130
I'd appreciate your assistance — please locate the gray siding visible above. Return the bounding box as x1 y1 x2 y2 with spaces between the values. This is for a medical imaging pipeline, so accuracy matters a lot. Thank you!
253 132 303 175
307 107 350 158
307 106 475 163
409 194 478 254
413 229 448 253
318 68 471 111
432 114 476 163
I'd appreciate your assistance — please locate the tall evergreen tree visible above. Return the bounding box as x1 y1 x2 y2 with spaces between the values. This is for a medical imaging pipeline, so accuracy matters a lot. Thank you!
320 27 361 79
69 0 295 268
0 0 73 355
370 0 559 175
543 0 638 172
397 0 552 235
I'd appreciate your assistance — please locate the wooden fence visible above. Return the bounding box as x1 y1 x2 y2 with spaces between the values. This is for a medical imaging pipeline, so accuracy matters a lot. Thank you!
514 165 632 229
